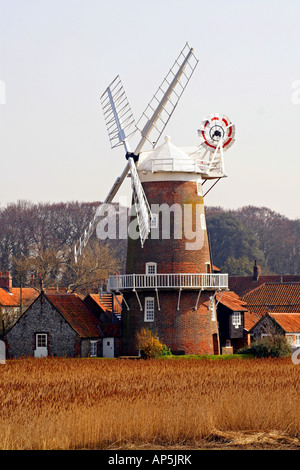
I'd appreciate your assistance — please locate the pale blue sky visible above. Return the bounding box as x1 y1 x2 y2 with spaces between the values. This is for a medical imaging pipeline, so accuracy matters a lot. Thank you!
0 0 299 218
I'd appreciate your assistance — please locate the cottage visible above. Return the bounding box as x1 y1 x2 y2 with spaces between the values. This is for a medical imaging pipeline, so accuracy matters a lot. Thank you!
0 271 39 334
6 292 121 358
249 312 300 351
215 291 248 353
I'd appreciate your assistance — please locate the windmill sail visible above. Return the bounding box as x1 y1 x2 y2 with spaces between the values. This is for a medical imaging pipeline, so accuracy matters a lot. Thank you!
127 157 151 247
135 43 198 152
100 75 136 150
74 162 130 263
74 43 199 262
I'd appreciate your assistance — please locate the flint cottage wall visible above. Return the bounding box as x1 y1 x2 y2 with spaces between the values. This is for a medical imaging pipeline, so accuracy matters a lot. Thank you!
6 296 78 358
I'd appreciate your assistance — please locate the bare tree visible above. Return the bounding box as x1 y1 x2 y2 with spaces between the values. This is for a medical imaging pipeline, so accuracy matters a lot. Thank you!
60 239 120 294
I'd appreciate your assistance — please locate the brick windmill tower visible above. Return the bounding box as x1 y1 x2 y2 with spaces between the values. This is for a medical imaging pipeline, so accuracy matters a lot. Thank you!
75 44 235 355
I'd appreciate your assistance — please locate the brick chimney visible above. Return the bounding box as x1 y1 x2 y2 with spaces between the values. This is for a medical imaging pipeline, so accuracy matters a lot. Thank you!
253 260 261 281
0 271 12 292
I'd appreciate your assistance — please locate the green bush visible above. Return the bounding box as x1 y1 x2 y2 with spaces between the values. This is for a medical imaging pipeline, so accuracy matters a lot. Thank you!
239 335 292 358
160 344 172 357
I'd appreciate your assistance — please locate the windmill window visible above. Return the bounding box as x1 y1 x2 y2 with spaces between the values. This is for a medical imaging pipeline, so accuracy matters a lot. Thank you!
200 213 206 230
209 296 216 321
197 180 202 196
146 262 157 275
144 297 155 322
150 214 158 229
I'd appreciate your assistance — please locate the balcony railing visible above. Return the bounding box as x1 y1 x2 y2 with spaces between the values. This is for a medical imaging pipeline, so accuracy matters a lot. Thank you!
108 273 228 292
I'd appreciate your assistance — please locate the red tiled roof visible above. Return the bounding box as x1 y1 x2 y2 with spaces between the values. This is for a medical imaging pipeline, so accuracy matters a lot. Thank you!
47 293 103 338
242 283 300 314
88 293 122 314
216 291 247 311
0 287 39 307
268 313 300 333
229 275 300 297
244 310 261 331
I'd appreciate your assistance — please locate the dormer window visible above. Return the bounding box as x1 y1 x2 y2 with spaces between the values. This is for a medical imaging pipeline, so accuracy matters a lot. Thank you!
146 262 157 275
232 312 242 328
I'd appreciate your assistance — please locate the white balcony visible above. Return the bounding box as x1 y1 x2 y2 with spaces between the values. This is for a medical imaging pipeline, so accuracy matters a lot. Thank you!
107 273 228 292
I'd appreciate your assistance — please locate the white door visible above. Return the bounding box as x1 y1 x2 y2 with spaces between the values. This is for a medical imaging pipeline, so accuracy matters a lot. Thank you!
103 338 114 358
34 333 48 358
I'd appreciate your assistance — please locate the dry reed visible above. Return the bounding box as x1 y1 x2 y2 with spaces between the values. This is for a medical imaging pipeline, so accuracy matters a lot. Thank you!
0 357 299 450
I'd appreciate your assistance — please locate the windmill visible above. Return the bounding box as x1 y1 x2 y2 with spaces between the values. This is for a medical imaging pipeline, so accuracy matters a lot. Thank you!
75 43 236 356
74 43 199 262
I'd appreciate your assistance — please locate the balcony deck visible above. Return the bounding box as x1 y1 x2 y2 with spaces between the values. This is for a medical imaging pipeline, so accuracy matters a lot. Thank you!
108 273 228 292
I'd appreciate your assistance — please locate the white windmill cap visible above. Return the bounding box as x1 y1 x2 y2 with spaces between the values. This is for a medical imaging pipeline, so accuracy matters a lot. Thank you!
138 135 196 173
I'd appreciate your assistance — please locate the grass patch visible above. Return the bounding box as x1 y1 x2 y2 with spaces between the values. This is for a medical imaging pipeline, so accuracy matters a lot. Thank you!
164 353 254 360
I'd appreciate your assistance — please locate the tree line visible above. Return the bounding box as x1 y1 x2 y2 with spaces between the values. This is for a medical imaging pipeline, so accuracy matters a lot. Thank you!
0 201 299 292
206 206 300 275
0 200 125 294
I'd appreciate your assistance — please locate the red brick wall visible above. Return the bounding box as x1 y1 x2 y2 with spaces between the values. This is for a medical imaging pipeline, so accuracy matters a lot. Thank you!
121 290 219 356
122 179 219 356
126 180 211 275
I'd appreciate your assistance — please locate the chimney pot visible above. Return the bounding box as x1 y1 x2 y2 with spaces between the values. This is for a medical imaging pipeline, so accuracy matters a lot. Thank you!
0 271 12 292
253 260 261 281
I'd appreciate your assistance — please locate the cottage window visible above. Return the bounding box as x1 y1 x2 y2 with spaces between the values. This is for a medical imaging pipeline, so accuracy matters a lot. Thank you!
144 297 155 322
36 334 47 348
295 334 300 347
90 341 97 357
232 312 241 328
146 262 157 275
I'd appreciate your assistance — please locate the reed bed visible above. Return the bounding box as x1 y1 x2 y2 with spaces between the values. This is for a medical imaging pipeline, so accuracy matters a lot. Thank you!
0 356 299 450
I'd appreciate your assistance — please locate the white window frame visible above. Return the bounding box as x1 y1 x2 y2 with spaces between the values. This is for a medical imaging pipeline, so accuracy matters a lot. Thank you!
200 213 206 230
36 333 47 349
286 334 294 345
294 334 300 347
197 180 203 196
232 311 242 328
209 296 216 321
90 340 97 357
146 262 157 275
150 213 158 229
144 297 155 322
